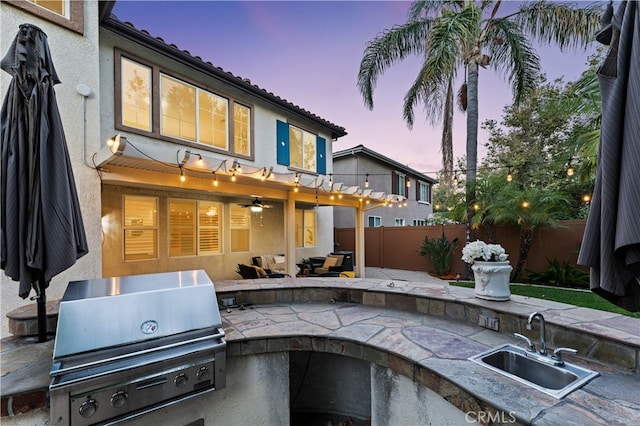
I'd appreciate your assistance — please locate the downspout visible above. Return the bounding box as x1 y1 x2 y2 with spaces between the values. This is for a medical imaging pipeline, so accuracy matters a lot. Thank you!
76 83 94 169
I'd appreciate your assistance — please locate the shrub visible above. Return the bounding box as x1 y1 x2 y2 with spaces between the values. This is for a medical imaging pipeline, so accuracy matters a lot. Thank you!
419 233 459 277
526 257 590 288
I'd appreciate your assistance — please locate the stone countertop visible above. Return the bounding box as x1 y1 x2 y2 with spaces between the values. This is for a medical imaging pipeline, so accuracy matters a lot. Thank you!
219 301 639 426
2 275 639 425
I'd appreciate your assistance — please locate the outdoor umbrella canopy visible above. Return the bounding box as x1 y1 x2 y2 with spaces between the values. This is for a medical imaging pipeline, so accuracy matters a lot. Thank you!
1 24 89 338
578 1 640 312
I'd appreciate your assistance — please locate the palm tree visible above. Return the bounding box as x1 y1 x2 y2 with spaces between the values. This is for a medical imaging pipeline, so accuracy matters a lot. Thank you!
358 0 601 222
473 184 570 280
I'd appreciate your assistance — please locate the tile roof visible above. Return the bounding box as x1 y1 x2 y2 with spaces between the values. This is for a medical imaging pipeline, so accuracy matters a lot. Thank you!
100 14 348 140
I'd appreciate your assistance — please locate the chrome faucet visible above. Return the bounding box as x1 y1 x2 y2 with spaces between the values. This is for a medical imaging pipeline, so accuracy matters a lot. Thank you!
527 312 547 355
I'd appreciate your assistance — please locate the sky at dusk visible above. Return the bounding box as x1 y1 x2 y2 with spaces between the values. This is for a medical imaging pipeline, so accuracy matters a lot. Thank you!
112 0 600 179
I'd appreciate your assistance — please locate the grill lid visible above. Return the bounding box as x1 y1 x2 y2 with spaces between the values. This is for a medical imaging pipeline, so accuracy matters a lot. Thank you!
53 270 221 358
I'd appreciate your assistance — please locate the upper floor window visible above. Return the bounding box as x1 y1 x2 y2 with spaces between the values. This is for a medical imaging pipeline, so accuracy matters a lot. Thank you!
417 181 431 203
368 216 381 227
168 199 222 257
122 58 152 131
295 209 317 247
123 195 158 261
5 0 83 33
394 173 407 197
116 52 252 157
276 120 326 174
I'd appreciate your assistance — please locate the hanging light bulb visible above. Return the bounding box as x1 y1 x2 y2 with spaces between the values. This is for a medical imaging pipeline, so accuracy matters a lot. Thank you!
294 183 299 192
179 166 186 182
566 158 574 176
231 170 236 182
328 173 333 187
506 166 513 182
521 200 530 208
406 178 411 188
196 154 204 166
265 167 273 180
364 173 369 188
453 174 459 185
473 203 480 211
294 172 300 183
212 172 218 187
261 168 268 181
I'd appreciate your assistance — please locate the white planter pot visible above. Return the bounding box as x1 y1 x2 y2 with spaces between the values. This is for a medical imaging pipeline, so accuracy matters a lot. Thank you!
472 261 512 301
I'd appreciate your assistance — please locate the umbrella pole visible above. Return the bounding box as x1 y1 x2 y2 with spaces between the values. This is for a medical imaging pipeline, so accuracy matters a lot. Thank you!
37 277 48 342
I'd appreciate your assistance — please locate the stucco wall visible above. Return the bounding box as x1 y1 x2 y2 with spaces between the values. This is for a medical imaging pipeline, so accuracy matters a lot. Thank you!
1 2 103 338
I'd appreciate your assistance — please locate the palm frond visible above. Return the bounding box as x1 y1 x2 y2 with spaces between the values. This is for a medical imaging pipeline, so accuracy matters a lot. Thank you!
485 18 540 105
514 1 602 50
357 19 435 109
408 0 463 21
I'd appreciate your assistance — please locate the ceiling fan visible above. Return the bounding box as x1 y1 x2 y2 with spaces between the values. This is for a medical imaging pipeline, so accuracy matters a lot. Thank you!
238 197 272 212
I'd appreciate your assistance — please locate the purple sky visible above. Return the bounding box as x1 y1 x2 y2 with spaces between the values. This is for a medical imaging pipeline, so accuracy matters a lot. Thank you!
112 0 599 178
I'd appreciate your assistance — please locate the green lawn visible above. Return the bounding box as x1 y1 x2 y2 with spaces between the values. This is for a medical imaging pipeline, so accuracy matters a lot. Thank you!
450 281 640 318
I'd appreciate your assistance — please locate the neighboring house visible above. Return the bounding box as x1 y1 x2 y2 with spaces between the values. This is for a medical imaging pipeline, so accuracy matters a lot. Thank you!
1 0 406 329
333 145 438 228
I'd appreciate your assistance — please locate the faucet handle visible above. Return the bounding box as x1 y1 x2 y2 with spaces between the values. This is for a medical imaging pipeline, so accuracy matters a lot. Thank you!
552 347 577 363
514 333 536 352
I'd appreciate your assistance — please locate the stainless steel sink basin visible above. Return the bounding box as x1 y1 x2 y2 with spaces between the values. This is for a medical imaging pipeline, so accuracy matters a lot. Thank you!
469 344 599 398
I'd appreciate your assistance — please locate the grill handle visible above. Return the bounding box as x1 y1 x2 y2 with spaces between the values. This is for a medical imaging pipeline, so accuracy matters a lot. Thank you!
51 328 225 378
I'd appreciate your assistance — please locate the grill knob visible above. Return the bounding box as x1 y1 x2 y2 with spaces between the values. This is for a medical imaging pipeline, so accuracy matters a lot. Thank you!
196 366 209 380
110 390 128 408
79 399 98 418
174 373 188 388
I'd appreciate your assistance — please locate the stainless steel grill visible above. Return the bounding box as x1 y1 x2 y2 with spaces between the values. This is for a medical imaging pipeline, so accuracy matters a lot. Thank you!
49 270 226 425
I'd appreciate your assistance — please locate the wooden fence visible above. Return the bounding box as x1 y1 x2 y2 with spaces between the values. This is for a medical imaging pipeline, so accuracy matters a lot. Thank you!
334 220 587 277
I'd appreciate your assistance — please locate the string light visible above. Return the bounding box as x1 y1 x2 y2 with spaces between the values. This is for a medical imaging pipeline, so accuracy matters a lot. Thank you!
506 166 513 182
179 166 186 182
231 170 236 182
196 154 204 166
294 172 300 183
364 173 369 188
406 178 411 188
521 201 530 208
582 194 592 204
294 183 299 192
328 173 333 187
212 172 218 187
566 158 574 176
453 174 459 185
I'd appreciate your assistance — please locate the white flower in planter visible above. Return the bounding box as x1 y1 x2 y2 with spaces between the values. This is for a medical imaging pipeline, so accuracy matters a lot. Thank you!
462 240 509 264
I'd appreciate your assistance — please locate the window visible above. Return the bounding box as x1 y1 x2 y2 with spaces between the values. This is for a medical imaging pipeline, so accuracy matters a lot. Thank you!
5 1 83 33
295 209 317 247
168 199 222 257
394 173 407 197
230 205 250 252
289 125 317 171
234 103 250 155
276 120 326 174
123 196 158 261
116 53 251 156
30 0 66 16
122 58 152 132
418 181 431 203
412 219 426 226
394 218 406 227
368 216 381 227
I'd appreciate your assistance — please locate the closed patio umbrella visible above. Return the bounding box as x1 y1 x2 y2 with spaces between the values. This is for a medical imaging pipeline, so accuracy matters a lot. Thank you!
1 24 89 341
578 1 640 312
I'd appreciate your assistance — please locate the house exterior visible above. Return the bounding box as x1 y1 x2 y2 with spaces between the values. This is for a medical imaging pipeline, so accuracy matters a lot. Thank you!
1 1 406 335
333 145 438 228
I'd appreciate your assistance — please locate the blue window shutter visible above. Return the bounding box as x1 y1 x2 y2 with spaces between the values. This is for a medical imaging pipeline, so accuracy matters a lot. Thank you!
276 120 290 166
316 136 326 174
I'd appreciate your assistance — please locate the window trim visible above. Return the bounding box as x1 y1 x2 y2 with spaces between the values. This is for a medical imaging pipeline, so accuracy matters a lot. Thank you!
417 181 431 204
114 49 255 159
4 0 84 34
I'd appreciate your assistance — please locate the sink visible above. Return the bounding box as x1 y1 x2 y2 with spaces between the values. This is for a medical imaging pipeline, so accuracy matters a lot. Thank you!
469 344 599 398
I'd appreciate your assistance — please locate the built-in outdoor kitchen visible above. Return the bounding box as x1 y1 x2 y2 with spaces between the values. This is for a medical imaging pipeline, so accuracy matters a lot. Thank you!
2 272 640 425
